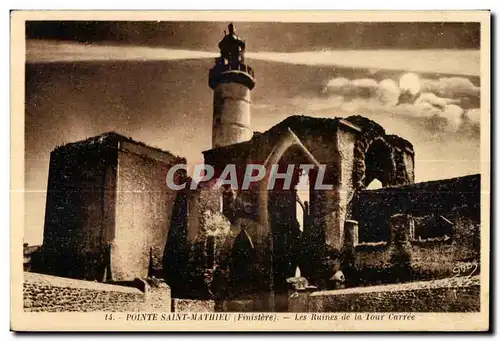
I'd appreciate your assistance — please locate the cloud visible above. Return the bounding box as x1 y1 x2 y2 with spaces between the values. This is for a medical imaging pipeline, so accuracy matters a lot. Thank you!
437 104 465 132
413 92 460 112
378 79 401 106
323 77 400 106
302 75 481 134
392 94 467 133
463 108 481 127
26 40 218 63
419 77 480 109
324 77 377 98
247 50 480 76
27 40 480 78
421 77 480 98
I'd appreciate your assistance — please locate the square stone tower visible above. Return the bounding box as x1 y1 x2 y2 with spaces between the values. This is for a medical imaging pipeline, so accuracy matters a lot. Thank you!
40 132 186 282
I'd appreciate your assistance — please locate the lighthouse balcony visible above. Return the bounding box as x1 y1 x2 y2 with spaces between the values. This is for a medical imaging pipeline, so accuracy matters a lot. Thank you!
209 58 255 90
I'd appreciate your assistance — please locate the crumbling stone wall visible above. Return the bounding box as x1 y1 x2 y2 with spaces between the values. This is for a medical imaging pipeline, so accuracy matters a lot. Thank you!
386 134 415 185
408 212 480 280
23 272 171 312
169 183 234 299
345 214 414 286
344 175 480 286
354 174 480 243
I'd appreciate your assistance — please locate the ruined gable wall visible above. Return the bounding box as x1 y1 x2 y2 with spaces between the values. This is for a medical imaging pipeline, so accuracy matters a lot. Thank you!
204 116 344 248
387 135 415 185
200 115 418 298
351 228 478 285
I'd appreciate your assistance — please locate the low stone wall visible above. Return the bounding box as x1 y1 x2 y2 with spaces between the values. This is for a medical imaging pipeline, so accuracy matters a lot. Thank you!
171 298 215 312
24 272 171 312
290 276 480 313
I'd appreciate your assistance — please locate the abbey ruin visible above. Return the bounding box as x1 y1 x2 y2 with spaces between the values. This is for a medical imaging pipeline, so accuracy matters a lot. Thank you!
25 24 481 313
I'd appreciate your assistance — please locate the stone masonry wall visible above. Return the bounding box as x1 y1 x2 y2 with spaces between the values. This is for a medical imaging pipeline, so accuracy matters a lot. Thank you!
349 175 480 285
23 272 171 312
112 141 182 281
293 275 480 312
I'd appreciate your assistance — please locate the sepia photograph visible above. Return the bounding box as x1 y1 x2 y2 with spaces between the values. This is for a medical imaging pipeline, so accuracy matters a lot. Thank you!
10 10 490 331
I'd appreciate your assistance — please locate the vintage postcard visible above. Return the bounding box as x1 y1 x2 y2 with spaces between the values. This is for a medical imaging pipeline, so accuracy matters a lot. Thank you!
11 10 490 332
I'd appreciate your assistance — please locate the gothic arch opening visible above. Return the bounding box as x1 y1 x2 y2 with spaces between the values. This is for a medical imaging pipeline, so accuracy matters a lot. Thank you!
255 129 321 311
267 152 305 304
363 138 395 188
257 128 321 235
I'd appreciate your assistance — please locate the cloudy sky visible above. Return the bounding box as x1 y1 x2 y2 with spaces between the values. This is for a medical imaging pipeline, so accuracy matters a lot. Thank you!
25 21 481 244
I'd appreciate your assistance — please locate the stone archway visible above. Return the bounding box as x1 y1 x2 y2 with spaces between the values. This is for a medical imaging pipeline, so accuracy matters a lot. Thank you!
346 115 414 191
257 128 320 238
252 128 321 310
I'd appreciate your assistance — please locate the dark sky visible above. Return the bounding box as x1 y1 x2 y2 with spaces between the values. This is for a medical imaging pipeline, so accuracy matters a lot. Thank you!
26 21 480 51
24 21 482 244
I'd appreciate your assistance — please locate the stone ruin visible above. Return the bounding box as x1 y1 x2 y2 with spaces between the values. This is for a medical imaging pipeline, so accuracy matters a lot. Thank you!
30 115 481 313
28 24 481 312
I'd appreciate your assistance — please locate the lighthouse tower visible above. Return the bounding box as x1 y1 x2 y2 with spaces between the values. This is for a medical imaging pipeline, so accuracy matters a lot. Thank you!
209 23 255 149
